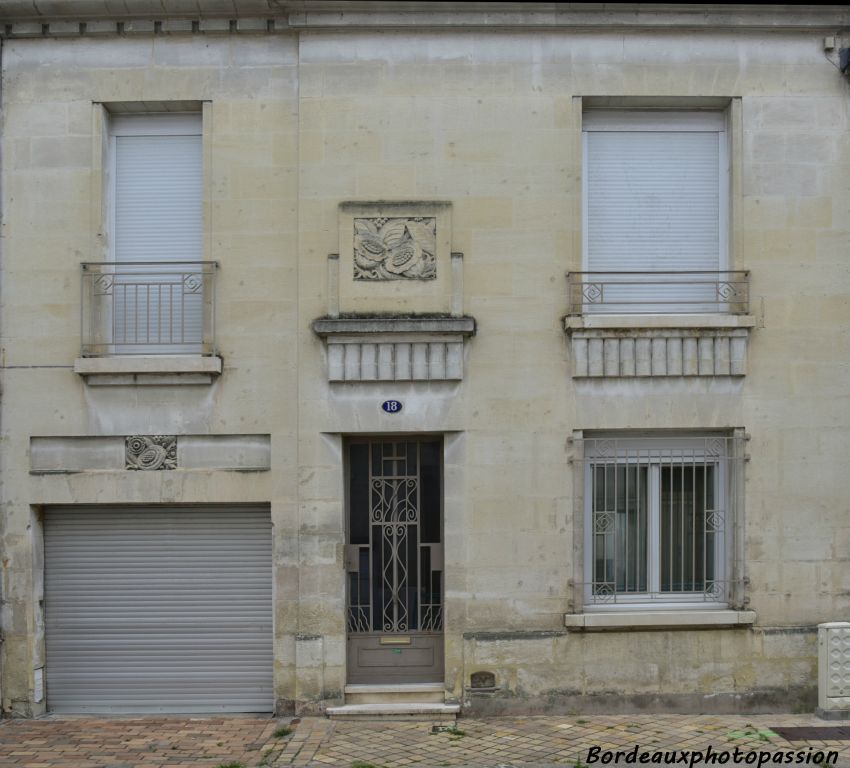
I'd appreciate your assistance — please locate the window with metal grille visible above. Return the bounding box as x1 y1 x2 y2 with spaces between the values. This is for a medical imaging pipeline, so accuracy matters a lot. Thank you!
578 435 745 609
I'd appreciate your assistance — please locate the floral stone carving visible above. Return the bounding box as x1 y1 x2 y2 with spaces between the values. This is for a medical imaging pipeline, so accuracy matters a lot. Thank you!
353 217 437 281
125 435 177 470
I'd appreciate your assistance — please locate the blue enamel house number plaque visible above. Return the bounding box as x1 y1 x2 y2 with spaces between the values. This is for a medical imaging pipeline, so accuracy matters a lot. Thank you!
381 400 403 414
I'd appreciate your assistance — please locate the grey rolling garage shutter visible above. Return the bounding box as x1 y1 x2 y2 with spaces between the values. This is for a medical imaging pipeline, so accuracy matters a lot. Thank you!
44 506 273 714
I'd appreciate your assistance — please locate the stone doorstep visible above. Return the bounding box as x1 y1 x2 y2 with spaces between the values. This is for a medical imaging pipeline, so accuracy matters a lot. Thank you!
344 682 446 705
325 702 459 722
344 682 445 693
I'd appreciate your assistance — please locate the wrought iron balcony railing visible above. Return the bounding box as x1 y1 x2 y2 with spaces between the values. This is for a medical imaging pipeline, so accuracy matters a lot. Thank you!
81 261 218 356
567 271 750 315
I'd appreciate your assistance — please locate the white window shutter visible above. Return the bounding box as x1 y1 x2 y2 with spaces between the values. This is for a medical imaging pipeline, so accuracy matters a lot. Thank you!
114 133 202 263
583 111 726 312
110 115 204 352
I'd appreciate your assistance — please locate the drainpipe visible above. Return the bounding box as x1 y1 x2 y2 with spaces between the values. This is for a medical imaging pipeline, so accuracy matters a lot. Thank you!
0 31 6 718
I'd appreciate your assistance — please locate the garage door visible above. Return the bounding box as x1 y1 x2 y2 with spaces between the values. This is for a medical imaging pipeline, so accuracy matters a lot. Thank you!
44 506 273 713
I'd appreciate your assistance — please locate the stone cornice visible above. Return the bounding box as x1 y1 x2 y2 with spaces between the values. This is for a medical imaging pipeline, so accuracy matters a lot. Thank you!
312 315 476 338
1 3 847 36
285 4 850 31
2 18 287 37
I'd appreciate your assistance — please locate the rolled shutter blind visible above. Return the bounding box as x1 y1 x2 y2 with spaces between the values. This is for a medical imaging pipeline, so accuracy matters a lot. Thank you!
115 133 202 263
44 507 273 714
113 118 203 349
584 112 723 311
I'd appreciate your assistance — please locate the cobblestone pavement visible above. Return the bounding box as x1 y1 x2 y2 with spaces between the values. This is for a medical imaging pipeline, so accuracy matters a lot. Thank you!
1 713 849 768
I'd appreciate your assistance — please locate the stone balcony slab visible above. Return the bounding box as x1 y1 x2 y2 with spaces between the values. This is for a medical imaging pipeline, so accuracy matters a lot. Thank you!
74 355 222 385
565 315 756 378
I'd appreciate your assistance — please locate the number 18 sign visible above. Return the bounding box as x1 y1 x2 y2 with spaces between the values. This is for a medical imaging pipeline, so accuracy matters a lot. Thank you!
381 400 403 414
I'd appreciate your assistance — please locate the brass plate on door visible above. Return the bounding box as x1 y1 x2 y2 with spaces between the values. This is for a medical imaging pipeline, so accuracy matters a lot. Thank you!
379 636 412 646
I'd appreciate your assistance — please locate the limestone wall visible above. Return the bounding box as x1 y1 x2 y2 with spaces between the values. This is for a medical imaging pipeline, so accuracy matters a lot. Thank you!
0 34 300 715
293 25 848 713
0 8 848 715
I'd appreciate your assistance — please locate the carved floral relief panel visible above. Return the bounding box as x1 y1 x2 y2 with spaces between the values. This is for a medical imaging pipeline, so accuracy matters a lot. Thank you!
125 435 177 470
353 217 437 281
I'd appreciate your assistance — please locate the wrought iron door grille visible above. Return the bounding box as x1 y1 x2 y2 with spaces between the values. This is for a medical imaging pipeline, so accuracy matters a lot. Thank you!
347 440 443 634
576 435 745 606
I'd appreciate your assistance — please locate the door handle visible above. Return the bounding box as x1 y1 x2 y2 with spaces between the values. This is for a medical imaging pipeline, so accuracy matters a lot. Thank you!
426 543 444 571
344 544 361 572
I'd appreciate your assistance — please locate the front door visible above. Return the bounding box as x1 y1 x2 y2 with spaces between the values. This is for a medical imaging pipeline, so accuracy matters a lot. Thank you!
346 438 443 684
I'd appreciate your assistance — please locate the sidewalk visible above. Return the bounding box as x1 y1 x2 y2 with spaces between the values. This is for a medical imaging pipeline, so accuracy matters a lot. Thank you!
1 713 847 768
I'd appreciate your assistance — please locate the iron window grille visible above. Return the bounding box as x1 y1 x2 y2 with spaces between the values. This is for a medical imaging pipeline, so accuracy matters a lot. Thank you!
571 433 747 611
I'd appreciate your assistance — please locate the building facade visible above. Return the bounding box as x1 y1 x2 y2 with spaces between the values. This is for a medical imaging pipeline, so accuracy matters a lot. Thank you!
0 1 849 717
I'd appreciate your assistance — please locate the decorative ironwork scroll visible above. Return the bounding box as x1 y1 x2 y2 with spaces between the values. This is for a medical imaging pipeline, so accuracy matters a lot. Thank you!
80 261 217 356
565 270 750 315
581 435 743 606
353 217 437 281
125 435 177 471
347 440 443 634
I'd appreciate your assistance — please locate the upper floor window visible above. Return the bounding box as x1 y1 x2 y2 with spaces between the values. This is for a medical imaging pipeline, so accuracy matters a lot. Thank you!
110 113 203 266
81 112 217 357
577 110 741 314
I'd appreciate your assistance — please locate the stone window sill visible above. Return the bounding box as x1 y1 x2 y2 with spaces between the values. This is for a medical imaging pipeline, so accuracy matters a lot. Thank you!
564 610 757 631
74 355 222 386
565 314 757 331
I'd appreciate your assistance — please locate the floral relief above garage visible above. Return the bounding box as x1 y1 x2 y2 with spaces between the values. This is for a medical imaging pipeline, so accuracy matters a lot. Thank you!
125 435 177 470
29 435 271 474
353 217 437 281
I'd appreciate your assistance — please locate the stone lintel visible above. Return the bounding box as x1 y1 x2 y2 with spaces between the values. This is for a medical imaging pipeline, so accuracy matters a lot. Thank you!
30 434 271 473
